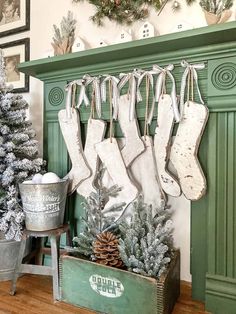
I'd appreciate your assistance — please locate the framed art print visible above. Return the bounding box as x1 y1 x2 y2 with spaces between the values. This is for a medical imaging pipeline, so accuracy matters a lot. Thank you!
0 0 30 37
0 37 29 93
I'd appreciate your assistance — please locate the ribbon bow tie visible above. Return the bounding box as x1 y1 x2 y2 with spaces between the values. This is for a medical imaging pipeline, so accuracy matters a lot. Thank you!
65 81 78 119
118 70 141 122
153 64 180 123
101 75 120 120
180 60 205 118
136 69 156 125
77 75 102 118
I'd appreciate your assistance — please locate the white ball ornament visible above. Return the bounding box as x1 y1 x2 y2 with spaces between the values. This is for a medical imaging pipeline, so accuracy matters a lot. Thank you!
22 180 33 184
41 172 61 184
32 173 43 184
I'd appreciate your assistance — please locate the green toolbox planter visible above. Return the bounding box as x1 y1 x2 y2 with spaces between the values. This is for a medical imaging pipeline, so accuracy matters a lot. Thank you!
60 250 180 314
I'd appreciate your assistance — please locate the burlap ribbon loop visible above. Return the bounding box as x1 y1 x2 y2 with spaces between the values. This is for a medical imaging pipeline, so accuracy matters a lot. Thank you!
65 81 78 119
180 60 205 118
101 75 120 120
118 70 141 121
77 74 102 118
153 64 180 123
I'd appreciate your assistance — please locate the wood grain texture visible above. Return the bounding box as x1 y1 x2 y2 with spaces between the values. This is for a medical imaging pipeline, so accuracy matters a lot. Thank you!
130 136 166 215
77 118 106 198
154 94 181 197
170 101 209 201
118 94 145 167
58 109 91 194
0 277 210 314
95 138 138 221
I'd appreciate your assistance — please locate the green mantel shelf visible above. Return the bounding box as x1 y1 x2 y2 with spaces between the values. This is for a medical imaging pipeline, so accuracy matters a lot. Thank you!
19 21 236 314
19 22 236 80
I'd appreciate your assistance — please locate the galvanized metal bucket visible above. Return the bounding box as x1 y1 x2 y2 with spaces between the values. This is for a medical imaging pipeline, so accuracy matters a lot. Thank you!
19 179 69 231
0 234 31 281
0 236 20 281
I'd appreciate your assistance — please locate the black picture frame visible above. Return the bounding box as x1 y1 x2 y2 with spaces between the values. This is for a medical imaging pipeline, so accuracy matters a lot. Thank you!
0 37 30 93
0 0 30 37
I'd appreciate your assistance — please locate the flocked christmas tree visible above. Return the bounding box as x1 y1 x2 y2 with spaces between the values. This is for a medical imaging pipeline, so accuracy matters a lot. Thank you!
0 50 44 241
72 168 125 267
118 197 174 278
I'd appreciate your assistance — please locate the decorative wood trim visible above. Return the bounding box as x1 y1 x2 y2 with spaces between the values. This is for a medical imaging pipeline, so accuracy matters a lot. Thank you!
18 22 236 311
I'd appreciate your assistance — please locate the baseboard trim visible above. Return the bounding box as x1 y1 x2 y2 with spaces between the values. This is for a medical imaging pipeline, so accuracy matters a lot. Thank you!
206 274 236 314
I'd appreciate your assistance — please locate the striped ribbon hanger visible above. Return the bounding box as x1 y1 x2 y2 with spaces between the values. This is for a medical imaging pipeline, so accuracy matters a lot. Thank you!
136 68 156 125
101 75 120 120
77 74 102 118
180 60 205 118
76 78 90 109
153 64 180 123
65 80 78 119
118 70 141 122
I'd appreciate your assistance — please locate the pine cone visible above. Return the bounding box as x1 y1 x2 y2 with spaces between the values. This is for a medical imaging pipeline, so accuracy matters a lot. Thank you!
93 231 123 268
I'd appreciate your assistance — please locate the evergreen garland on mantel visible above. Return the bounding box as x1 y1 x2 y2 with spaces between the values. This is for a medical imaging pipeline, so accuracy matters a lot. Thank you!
73 0 194 25
73 0 162 25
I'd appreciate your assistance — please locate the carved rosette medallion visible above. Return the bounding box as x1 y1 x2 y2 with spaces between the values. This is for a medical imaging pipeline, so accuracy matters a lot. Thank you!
48 87 64 106
212 63 236 90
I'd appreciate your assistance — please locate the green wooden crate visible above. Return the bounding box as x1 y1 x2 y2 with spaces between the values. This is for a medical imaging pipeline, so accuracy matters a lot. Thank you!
60 250 180 314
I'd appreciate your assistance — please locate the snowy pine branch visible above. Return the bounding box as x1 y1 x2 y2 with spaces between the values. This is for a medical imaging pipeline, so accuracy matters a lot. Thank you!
0 89 44 240
118 197 174 279
70 168 124 257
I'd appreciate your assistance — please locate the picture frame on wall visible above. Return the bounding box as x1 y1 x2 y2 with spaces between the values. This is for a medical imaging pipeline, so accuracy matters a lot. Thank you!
0 37 30 93
0 0 30 37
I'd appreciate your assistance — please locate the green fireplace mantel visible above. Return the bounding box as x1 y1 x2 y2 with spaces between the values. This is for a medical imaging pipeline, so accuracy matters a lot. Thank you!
19 22 236 80
19 22 236 314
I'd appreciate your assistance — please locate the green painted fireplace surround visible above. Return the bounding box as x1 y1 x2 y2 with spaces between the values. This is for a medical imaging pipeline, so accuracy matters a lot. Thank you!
19 22 236 314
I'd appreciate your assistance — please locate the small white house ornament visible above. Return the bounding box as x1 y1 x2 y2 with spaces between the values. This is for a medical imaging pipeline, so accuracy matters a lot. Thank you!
115 29 132 44
138 21 155 39
171 21 194 33
72 37 86 52
43 49 54 58
96 39 108 48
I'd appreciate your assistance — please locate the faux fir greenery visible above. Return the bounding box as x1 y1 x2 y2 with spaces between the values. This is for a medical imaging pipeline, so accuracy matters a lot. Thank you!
199 0 233 14
52 11 76 55
118 197 174 278
73 0 163 25
0 51 44 240
72 168 125 258
73 0 196 25
71 170 174 279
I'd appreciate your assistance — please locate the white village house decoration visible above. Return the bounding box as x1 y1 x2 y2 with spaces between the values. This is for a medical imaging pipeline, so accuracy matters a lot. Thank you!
171 21 194 33
138 21 155 39
95 39 108 48
115 29 133 44
72 36 86 52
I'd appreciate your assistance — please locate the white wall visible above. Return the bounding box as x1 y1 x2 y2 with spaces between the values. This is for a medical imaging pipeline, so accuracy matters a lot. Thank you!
1 0 236 282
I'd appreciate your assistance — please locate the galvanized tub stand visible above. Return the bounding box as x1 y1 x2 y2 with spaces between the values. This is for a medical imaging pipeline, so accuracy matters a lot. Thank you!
19 179 69 231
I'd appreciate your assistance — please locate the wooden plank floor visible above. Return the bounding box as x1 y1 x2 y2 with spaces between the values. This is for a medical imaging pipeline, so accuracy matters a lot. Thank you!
0 275 210 314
